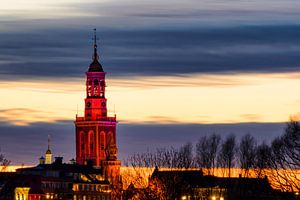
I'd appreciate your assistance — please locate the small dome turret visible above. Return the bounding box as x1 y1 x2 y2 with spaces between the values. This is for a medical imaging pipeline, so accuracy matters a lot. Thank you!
45 135 52 164
39 156 45 165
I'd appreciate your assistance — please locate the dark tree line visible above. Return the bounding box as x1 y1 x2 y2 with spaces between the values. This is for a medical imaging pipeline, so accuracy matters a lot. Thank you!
125 119 300 192
0 150 10 172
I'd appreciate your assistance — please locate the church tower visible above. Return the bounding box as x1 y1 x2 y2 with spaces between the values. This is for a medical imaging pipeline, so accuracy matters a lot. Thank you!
45 135 52 164
75 30 119 170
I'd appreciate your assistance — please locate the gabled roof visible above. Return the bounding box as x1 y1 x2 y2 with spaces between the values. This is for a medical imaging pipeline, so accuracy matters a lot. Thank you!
151 168 272 192
16 162 103 177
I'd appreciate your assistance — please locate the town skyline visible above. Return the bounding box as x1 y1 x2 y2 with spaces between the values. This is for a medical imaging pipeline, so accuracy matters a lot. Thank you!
1 0 300 165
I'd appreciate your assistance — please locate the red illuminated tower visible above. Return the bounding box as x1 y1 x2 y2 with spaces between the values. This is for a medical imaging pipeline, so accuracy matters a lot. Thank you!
75 30 119 170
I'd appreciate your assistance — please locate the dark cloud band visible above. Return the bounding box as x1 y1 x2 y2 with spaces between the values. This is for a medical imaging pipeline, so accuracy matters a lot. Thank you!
1 25 300 80
0 121 285 165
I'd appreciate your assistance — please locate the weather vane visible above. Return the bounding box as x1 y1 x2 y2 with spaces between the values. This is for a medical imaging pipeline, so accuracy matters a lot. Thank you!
92 28 100 60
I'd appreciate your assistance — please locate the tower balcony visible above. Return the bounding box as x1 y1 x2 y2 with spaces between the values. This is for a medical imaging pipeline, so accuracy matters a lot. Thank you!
76 115 116 122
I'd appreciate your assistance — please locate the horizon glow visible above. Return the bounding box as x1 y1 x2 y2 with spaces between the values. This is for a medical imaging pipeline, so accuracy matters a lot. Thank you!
1 71 300 126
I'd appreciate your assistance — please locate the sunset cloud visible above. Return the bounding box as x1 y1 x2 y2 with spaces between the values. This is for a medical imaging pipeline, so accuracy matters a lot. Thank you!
0 108 65 126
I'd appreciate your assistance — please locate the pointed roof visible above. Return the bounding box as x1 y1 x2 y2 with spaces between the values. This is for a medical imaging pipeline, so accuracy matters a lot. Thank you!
46 135 52 155
88 29 104 72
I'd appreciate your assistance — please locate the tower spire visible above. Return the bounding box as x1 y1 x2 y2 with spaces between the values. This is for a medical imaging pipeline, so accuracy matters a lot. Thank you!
47 134 50 151
88 28 104 72
93 28 99 61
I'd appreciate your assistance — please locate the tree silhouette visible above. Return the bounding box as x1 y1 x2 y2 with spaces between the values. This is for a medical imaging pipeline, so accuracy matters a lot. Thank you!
253 142 271 178
269 119 300 191
0 149 10 172
196 134 221 175
238 134 257 177
217 134 236 178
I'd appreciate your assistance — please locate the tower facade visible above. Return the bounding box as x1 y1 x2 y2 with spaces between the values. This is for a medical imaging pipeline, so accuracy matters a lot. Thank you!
45 136 52 164
75 31 118 167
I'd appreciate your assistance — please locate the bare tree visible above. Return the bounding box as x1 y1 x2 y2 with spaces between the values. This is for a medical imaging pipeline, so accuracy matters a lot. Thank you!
125 143 194 169
268 119 300 191
124 143 195 186
124 143 195 199
238 134 257 177
217 134 236 177
123 151 155 189
196 134 221 175
253 142 272 178
177 142 193 169
0 150 10 172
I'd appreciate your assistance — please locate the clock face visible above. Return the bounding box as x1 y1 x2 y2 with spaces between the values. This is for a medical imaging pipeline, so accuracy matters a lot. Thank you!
87 102 91 107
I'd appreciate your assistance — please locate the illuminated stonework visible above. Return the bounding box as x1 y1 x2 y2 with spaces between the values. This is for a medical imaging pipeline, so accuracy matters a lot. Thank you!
74 30 122 199
14 187 30 200
45 136 52 165
75 30 118 167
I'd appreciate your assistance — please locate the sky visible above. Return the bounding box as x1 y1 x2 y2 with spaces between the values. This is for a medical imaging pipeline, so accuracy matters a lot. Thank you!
1 0 300 164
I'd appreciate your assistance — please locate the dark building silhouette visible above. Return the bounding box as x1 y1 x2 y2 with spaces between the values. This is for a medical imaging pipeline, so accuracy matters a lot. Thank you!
124 168 298 200
0 157 111 200
146 168 296 200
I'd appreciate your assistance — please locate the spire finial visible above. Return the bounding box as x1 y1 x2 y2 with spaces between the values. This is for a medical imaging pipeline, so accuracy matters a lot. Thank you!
47 134 51 150
94 28 97 46
93 28 99 61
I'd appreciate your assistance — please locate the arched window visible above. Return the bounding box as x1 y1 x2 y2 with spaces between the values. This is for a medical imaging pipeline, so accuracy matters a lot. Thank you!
87 80 92 96
94 79 99 96
88 131 94 156
100 132 105 157
100 80 105 97
107 132 114 145
80 131 85 157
